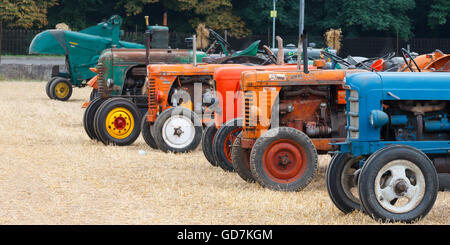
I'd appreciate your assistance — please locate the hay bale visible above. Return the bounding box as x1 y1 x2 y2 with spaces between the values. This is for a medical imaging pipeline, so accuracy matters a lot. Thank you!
196 24 210 50
324 28 342 53
55 23 70 31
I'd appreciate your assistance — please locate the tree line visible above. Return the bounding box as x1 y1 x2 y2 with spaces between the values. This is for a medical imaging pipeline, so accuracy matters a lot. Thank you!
1 0 449 40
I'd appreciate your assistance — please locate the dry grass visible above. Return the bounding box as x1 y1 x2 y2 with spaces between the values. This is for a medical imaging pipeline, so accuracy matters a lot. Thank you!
0 81 448 225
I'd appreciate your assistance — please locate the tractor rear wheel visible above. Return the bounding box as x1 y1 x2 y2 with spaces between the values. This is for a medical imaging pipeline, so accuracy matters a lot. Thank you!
231 133 255 183
152 107 202 153
50 78 72 101
212 118 243 172
94 97 141 146
141 112 158 149
83 97 106 141
202 123 218 166
250 127 318 191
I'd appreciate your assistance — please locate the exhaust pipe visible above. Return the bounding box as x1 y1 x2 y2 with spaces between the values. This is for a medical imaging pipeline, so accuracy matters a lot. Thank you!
145 16 151 66
276 36 284 65
302 32 309 74
193 35 197 67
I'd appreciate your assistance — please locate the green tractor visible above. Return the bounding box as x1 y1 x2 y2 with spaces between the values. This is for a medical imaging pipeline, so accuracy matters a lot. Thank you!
29 15 145 101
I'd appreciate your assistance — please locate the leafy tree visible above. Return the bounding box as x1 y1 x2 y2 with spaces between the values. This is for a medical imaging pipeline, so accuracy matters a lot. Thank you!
116 0 249 37
428 0 450 28
0 0 57 60
0 0 57 28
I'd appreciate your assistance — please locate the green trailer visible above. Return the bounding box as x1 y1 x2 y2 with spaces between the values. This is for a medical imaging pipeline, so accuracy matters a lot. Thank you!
29 15 145 101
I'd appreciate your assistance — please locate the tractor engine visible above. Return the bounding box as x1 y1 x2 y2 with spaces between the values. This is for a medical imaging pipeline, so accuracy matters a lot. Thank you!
383 101 450 141
278 85 347 143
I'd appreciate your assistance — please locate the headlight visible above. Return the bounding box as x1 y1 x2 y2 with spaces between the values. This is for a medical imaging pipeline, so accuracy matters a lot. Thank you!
370 110 389 128
107 78 114 88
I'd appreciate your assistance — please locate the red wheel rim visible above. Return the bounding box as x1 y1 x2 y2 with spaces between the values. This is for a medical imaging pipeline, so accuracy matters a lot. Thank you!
262 139 307 183
114 116 127 130
223 128 242 162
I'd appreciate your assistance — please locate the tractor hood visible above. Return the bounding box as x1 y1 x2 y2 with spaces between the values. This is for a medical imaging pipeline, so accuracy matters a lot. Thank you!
29 29 145 55
29 30 67 55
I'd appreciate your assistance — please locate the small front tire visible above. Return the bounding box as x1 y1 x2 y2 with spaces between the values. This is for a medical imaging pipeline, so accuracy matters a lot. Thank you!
152 107 203 153
202 123 218 166
94 97 141 146
50 78 72 101
250 127 318 191
358 145 439 223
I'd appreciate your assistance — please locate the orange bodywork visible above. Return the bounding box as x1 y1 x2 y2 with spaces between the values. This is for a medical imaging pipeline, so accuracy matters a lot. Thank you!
239 69 367 152
400 50 450 72
146 63 242 124
212 64 317 128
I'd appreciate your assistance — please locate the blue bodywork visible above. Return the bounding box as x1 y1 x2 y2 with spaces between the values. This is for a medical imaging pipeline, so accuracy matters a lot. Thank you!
338 72 450 156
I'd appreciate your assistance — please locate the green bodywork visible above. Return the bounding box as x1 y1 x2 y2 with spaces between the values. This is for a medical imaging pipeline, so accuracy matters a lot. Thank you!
232 40 260 57
97 48 207 96
29 15 145 86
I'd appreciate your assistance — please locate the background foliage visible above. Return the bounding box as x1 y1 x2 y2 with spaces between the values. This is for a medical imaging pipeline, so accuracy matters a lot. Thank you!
1 0 449 39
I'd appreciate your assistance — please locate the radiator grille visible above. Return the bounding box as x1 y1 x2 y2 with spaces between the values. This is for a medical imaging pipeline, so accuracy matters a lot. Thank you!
243 92 256 128
148 78 157 114
97 63 107 97
348 90 359 139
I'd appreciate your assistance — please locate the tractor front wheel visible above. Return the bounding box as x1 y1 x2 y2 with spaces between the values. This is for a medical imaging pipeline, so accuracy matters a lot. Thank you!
45 77 59 99
358 145 438 223
141 112 158 149
326 153 363 214
202 123 218 166
83 97 106 141
212 118 243 172
231 133 255 183
250 127 318 191
94 98 141 146
152 107 202 153
50 78 72 101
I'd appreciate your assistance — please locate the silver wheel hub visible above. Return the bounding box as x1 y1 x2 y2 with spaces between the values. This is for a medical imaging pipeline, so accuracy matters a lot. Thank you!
162 115 195 149
375 160 426 214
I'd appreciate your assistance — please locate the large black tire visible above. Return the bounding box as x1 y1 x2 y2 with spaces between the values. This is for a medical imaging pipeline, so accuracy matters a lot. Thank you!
152 107 203 153
250 127 318 191
358 145 439 223
212 118 243 172
83 97 106 141
231 132 255 183
326 153 363 214
45 77 58 99
93 97 141 146
202 123 218 166
141 112 158 149
50 78 72 101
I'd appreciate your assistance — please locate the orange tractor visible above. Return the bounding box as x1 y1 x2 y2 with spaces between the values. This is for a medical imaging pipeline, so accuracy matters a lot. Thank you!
137 45 280 153
227 36 368 190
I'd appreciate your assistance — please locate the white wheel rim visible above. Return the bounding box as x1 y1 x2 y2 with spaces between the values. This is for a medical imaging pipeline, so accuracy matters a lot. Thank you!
341 158 361 204
374 160 426 214
162 114 195 149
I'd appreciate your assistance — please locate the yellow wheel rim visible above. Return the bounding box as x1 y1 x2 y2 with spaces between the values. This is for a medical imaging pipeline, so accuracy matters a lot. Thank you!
54 81 70 99
105 107 134 139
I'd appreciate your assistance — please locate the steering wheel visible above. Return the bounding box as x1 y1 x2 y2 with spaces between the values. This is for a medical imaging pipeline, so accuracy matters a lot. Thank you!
262 45 277 64
208 29 231 48
401 48 421 72
322 50 353 68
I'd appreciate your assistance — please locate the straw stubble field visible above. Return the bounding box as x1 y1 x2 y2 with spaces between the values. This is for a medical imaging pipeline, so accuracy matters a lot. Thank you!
0 81 448 225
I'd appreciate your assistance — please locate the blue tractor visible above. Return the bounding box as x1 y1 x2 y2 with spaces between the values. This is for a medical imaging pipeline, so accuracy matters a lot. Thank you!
326 72 450 223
